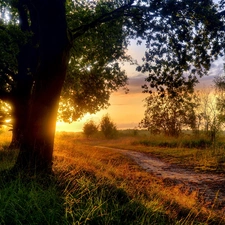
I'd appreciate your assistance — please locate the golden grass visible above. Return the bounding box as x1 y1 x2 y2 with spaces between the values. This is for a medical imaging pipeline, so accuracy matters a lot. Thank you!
0 131 224 223
85 134 225 172
53 132 225 224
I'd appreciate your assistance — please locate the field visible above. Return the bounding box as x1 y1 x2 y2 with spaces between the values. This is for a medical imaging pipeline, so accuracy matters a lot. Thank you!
0 129 225 224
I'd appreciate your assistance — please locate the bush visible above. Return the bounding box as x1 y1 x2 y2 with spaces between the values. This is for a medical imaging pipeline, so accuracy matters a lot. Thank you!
100 114 117 139
83 120 98 138
181 139 211 149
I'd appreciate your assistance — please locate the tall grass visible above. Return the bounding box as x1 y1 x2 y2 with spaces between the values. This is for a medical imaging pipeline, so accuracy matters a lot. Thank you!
0 174 64 225
0 131 224 224
57 172 171 225
0 166 171 224
96 131 225 173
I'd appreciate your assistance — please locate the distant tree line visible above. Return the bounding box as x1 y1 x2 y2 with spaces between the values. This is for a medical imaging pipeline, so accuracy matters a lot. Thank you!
139 76 225 142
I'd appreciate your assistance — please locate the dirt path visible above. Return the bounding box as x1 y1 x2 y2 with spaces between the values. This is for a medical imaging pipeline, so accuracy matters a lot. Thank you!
96 146 225 210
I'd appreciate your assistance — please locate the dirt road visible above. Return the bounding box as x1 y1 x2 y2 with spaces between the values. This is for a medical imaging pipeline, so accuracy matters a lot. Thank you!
96 146 225 210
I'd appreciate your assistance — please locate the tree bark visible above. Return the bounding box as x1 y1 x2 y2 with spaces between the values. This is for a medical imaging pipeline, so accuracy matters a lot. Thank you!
14 0 70 173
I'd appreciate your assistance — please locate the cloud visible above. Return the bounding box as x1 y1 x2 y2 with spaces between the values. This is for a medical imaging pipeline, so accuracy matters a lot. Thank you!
208 59 224 77
127 74 148 94
197 58 224 88
119 56 225 94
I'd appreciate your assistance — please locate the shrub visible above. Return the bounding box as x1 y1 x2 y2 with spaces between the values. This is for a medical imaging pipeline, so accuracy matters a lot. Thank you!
181 139 211 149
100 114 117 139
83 120 98 138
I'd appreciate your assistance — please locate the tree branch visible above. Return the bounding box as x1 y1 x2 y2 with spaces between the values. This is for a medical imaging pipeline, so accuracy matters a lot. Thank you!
71 1 134 39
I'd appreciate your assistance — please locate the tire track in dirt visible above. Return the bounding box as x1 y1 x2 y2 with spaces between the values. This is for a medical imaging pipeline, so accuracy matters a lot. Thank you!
95 146 225 210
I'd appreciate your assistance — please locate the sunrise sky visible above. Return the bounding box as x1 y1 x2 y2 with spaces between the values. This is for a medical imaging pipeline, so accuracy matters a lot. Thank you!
56 40 225 132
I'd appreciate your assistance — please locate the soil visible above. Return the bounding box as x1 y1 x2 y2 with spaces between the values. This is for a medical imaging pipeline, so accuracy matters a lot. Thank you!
96 146 225 211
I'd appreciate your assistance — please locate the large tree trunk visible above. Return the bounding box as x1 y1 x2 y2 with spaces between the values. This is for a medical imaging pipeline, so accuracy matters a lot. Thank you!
14 0 70 173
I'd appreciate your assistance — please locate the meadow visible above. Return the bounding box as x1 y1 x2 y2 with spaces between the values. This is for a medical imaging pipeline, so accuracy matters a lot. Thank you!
0 129 224 224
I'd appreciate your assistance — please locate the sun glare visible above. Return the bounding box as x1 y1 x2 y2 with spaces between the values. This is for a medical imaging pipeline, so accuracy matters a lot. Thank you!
5 119 11 123
56 113 101 132
79 113 95 122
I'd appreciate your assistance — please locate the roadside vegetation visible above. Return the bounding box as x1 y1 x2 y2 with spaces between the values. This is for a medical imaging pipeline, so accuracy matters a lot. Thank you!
0 129 224 224
97 130 225 173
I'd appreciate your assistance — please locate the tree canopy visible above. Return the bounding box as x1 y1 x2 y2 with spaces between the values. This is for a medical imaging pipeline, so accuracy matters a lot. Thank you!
0 0 224 172
1 0 224 121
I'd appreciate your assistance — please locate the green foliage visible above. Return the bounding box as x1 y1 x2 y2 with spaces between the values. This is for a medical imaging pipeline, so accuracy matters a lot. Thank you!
0 25 30 95
181 139 212 149
83 119 98 138
139 0 224 95
59 1 130 122
100 114 118 139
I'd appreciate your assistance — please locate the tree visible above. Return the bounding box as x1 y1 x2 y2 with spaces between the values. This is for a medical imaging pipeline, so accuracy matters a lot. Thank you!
0 0 224 173
203 76 225 142
0 0 132 172
195 88 225 143
83 120 98 138
139 87 198 136
58 1 130 122
139 0 225 96
214 75 225 120
1 1 130 147
100 114 117 138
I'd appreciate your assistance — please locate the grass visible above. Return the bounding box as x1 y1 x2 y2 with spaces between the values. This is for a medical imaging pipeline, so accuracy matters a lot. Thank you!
0 175 64 225
0 130 224 224
91 131 225 173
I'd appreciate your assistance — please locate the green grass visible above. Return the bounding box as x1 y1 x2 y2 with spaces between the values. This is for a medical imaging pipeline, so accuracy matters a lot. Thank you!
0 175 64 225
0 169 171 225
58 173 171 225
0 131 224 224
